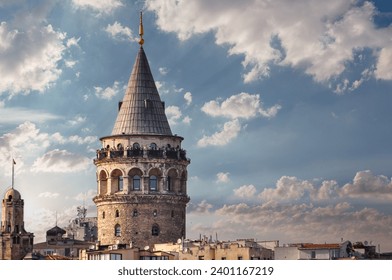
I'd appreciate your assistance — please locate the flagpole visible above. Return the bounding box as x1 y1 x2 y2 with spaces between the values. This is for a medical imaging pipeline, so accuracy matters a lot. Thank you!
11 158 15 189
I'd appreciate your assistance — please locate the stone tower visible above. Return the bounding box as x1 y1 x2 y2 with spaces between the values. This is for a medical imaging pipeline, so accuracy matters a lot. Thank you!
93 13 190 249
0 187 34 259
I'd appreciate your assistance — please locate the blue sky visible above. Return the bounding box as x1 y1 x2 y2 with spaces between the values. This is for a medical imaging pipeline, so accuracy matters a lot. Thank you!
1 0 392 250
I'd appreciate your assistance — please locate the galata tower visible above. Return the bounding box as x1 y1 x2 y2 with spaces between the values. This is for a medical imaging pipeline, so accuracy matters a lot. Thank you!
93 13 190 249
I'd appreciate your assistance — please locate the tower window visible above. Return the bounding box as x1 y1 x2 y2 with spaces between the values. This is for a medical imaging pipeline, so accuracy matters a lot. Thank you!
115 224 121 237
152 224 160 236
150 143 157 150
133 143 140 149
133 175 141 191
153 210 157 217
149 175 157 191
102 211 105 219
118 176 123 191
167 176 172 191
115 210 119 218
133 209 138 217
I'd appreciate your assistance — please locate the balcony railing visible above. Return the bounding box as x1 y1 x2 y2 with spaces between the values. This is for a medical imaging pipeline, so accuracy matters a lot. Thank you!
95 147 189 162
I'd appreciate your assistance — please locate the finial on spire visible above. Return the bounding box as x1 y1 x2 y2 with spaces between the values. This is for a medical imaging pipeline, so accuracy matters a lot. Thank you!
139 11 144 46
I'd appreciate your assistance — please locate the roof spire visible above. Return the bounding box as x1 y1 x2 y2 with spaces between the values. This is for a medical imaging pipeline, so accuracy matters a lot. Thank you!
139 11 144 46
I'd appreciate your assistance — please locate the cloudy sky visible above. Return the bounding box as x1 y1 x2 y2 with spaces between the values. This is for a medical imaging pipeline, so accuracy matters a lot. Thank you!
1 0 392 251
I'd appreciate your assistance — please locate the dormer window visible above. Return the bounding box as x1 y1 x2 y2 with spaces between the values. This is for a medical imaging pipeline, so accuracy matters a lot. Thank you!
144 99 152 109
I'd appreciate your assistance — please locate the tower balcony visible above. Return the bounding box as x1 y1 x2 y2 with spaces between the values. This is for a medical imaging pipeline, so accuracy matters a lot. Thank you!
94 147 190 163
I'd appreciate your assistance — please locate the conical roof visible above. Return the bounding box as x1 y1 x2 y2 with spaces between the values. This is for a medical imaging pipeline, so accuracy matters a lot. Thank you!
111 46 172 136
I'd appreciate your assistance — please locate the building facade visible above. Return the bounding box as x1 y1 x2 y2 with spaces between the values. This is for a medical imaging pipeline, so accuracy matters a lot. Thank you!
0 187 34 259
275 241 353 260
33 225 94 259
93 14 190 249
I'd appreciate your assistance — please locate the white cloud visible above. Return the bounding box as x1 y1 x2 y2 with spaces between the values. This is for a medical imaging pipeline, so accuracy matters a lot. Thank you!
197 119 241 147
0 122 96 176
66 37 80 48
94 81 120 100
67 115 86 126
188 200 213 214
199 93 279 146
0 105 60 124
216 172 230 183
0 22 67 95
375 47 392 80
165 105 191 126
212 201 392 250
184 91 192 106
64 59 77 68
202 92 281 119
233 185 257 199
340 170 392 201
74 189 96 202
159 67 168 75
105 21 135 41
182 116 192 125
31 149 90 173
166 105 182 125
254 171 392 204
311 180 340 201
146 0 392 85
0 122 51 173
72 0 123 15
38 192 60 198
259 176 314 202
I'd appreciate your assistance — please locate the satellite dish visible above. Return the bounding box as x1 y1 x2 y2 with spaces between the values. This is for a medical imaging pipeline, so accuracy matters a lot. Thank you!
364 241 368 245
177 238 182 244
144 246 150 250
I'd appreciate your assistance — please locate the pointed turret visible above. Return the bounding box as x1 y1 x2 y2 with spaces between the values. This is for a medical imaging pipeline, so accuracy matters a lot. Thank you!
111 47 172 136
111 13 171 136
93 13 190 250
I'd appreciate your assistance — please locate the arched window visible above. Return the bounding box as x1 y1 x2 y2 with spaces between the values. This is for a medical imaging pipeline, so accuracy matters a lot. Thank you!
118 176 123 191
132 209 138 217
117 143 123 150
166 176 172 191
150 143 157 150
114 224 121 237
152 224 160 236
115 210 119 218
133 175 141 191
99 170 108 195
133 142 140 150
149 175 157 191
111 169 123 193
